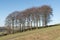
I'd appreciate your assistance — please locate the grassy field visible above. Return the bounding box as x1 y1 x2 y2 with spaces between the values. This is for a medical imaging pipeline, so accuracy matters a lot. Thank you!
0 25 60 40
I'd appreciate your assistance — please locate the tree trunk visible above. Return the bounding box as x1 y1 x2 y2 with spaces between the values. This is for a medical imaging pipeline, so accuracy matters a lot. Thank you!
30 21 32 30
12 20 14 34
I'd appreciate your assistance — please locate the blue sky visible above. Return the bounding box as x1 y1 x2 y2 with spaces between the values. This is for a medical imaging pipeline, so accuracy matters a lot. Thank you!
0 0 60 26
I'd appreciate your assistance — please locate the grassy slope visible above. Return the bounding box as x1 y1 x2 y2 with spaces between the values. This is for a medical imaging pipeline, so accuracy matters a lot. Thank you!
0 25 60 40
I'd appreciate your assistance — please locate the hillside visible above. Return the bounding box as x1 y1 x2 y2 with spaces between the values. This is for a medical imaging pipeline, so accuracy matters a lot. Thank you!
0 25 60 40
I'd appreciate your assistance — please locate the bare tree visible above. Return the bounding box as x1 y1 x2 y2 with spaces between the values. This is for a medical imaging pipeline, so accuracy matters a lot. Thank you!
40 5 53 26
5 5 53 33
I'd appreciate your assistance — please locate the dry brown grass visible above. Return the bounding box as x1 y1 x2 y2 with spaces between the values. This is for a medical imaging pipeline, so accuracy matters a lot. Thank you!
0 25 60 40
12 28 60 40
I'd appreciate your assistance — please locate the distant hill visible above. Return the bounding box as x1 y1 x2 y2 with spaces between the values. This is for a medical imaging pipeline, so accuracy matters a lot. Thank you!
0 27 6 32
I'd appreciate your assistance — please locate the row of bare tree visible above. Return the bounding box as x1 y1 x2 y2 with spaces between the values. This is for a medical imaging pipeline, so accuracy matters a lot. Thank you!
5 5 53 34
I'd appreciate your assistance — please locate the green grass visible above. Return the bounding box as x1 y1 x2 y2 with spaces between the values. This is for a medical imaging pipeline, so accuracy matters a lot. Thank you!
0 32 2 34
0 31 7 35
0 25 60 40
0 32 5 35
